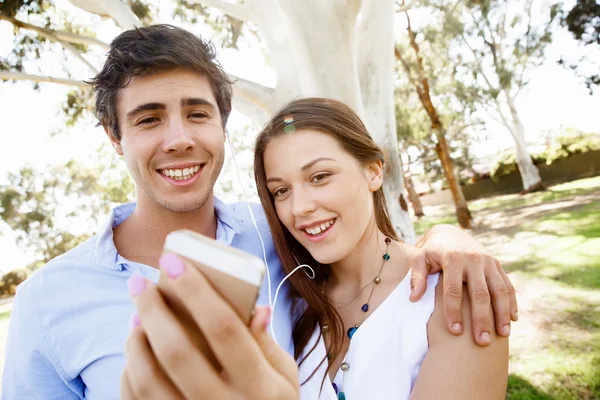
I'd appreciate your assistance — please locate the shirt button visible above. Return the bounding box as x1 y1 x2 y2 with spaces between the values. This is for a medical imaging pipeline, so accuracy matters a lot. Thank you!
341 362 350 372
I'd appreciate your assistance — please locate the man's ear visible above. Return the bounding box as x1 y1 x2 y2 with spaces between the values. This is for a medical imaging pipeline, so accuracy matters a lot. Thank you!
364 160 383 192
103 124 124 155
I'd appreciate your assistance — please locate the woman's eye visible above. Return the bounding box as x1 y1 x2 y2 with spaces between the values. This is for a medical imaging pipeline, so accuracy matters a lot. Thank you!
139 117 159 125
311 173 330 183
273 187 289 198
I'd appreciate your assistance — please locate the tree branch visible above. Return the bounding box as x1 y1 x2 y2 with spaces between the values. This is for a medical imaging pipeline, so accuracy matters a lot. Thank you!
395 46 418 87
459 32 498 92
229 74 276 115
68 0 140 29
396 0 416 13
0 71 89 88
0 13 109 50
56 39 99 74
516 0 535 90
484 107 509 127
190 0 252 22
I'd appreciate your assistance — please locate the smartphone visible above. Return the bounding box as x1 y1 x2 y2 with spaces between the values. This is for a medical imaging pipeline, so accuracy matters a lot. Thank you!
158 229 266 370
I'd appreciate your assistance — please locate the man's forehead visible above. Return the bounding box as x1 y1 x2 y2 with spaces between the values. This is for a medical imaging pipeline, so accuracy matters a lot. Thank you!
118 70 218 112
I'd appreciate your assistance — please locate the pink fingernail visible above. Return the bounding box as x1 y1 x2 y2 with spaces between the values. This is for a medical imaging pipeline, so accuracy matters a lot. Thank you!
452 323 461 333
480 332 491 343
127 274 146 297
131 314 140 328
263 307 272 331
160 253 185 279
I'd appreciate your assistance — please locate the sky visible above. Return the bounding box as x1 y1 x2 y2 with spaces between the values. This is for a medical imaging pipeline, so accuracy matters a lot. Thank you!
0 1 599 273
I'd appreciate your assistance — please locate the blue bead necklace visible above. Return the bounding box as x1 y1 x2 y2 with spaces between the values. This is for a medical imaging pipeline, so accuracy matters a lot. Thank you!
321 237 392 399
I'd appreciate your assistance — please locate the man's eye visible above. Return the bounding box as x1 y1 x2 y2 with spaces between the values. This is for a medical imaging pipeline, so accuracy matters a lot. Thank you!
190 112 208 119
139 117 159 125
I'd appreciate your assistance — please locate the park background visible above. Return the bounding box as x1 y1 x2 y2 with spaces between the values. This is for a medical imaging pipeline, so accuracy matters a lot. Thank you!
0 0 599 398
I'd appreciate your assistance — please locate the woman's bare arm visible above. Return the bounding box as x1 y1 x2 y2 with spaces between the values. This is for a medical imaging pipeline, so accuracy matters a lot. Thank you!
410 276 509 400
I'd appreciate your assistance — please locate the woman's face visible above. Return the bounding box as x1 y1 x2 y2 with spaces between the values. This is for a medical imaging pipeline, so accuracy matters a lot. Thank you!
263 129 382 264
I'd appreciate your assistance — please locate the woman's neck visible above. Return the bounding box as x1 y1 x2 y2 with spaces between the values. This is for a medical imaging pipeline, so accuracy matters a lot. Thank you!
328 220 389 293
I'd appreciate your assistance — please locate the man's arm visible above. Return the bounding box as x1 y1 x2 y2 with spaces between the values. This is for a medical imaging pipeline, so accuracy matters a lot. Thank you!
410 277 509 399
410 224 518 346
2 286 80 400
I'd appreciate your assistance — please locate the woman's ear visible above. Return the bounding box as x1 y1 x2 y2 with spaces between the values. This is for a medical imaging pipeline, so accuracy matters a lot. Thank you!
103 124 124 155
364 160 383 192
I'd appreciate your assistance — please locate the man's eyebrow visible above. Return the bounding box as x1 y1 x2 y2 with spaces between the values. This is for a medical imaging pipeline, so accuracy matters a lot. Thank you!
301 157 336 171
126 103 166 118
181 97 217 109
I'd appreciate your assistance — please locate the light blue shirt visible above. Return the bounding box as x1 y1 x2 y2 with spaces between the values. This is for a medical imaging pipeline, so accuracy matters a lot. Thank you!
2 198 294 400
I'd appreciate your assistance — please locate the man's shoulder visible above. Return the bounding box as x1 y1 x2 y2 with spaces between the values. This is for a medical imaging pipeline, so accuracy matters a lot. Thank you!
228 201 267 220
15 234 101 300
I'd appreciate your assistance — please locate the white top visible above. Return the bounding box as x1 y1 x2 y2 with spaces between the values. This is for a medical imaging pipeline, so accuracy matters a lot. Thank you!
298 272 440 400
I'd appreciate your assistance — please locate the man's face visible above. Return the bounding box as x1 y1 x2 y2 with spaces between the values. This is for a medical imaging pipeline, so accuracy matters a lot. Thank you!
106 68 226 213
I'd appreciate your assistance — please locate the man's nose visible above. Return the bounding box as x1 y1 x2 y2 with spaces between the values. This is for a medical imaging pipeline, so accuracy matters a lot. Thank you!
163 117 195 153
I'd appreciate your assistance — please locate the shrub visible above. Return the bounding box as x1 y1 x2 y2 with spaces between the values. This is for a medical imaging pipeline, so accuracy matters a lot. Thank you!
489 131 600 180
0 268 30 297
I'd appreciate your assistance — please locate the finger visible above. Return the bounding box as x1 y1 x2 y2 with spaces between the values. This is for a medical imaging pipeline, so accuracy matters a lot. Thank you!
120 368 137 400
441 255 465 335
250 307 299 388
128 273 228 398
486 266 511 338
124 322 183 400
159 254 270 392
464 267 493 347
498 265 518 321
409 252 429 302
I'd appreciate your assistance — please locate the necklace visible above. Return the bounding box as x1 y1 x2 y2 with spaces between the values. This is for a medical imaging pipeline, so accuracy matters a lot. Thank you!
321 237 392 400
321 237 391 339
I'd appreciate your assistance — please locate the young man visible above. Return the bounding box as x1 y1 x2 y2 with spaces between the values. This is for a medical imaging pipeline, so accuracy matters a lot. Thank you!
2 25 516 399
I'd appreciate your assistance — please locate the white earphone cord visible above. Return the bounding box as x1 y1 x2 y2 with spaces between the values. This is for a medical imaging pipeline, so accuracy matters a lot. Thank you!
226 136 315 343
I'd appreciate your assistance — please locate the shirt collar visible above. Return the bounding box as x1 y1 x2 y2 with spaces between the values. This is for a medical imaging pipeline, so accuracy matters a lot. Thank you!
94 197 245 271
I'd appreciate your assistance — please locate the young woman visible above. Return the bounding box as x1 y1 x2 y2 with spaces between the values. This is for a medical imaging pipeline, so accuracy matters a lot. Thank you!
254 97 509 399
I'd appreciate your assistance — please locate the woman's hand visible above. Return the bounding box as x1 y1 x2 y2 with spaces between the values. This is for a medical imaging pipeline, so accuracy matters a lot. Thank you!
409 224 518 347
120 254 299 399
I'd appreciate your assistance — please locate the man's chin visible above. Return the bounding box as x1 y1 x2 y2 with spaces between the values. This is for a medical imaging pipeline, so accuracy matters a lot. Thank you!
162 199 209 213
153 192 211 214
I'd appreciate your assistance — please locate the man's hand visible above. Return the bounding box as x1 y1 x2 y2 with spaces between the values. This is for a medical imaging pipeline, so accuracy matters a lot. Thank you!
121 254 299 399
410 224 518 347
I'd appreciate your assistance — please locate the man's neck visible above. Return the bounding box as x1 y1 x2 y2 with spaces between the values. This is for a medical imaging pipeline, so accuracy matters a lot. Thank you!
113 194 218 268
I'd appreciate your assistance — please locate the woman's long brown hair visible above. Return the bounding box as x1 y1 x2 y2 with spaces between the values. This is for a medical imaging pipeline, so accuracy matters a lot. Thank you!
254 97 400 381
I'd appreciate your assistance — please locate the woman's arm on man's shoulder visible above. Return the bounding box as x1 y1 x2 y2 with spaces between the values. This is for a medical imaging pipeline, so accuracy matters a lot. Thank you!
410 275 509 400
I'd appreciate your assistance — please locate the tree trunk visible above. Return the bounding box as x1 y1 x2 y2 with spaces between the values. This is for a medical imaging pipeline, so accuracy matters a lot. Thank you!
247 0 416 242
505 96 545 192
434 127 472 228
399 14 472 229
404 172 424 217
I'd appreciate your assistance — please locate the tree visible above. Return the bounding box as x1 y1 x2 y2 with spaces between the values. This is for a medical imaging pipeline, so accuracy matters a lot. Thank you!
442 0 560 193
0 0 418 242
0 147 134 266
564 0 600 46
395 10 473 228
559 0 600 93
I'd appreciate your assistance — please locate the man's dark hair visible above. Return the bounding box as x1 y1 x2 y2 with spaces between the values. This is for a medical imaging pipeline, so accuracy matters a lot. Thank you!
90 24 233 140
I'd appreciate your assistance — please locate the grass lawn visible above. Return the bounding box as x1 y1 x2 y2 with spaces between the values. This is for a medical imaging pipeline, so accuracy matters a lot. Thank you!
415 176 600 399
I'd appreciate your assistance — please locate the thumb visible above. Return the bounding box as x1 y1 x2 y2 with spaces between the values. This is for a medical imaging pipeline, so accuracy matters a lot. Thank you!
250 307 299 386
409 253 429 302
